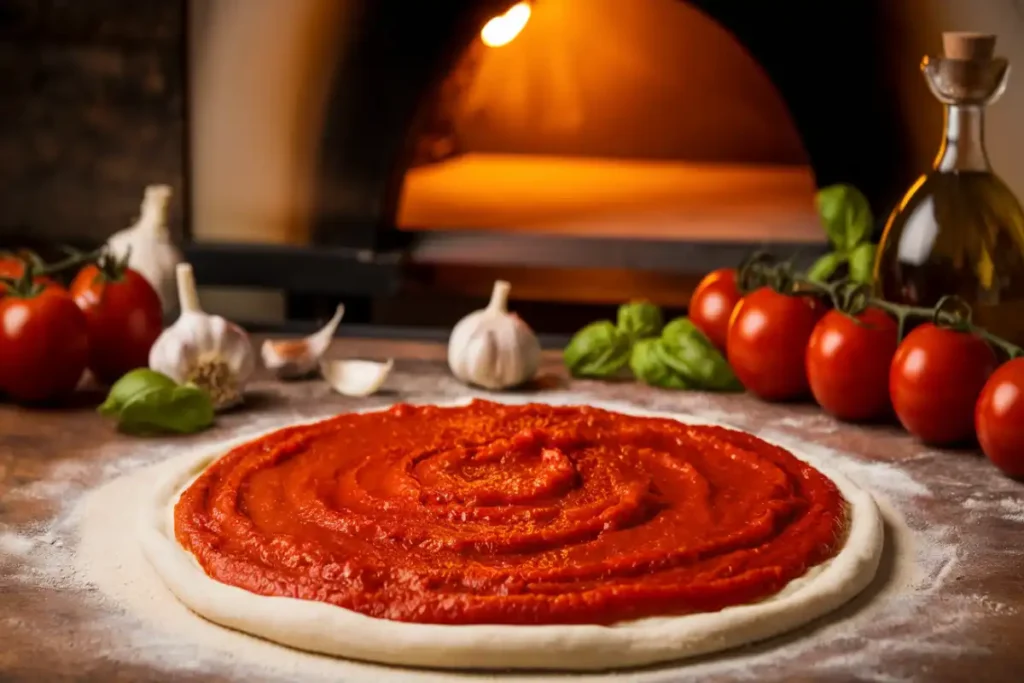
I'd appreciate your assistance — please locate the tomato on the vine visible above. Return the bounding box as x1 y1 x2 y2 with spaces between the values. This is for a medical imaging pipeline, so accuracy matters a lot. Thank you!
0 286 89 403
689 268 741 353
889 323 996 445
727 287 825 401
0 255 60 295
975 358 1024 477
70 258 163 385
0 256 26 279
806 307 898 422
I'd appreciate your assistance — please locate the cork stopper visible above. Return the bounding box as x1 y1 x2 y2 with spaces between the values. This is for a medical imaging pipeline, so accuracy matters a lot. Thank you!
924 32 1009 105
943 32 996 61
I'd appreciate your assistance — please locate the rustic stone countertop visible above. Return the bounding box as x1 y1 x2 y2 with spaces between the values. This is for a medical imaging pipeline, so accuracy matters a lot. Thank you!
1 337 1023 682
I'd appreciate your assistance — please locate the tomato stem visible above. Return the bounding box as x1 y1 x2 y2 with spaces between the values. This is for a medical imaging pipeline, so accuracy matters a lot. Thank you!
752 260 1024 361
90 245 131 283
736 251 777 295
0 262 45 298
42 246 105 277
0 247 104 298
0 249 45 271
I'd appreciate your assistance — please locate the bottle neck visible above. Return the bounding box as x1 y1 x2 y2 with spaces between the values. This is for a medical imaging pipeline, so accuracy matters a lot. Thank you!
935 104 990 172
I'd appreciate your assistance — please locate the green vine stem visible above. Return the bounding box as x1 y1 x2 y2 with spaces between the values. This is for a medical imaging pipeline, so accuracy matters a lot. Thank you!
784 270 1024 360
0 247 103 297
41 246 105 276
0 268 45 298
736 251 777 294
91 245 132 282
0 249 45 271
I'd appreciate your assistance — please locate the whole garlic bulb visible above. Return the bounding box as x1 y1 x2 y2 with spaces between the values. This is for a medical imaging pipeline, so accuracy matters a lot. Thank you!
448 280 540 390
149 263 255 410
106 184 183 315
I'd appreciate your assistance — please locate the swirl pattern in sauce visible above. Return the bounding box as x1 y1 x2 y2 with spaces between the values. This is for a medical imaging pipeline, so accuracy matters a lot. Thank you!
174 400 847 625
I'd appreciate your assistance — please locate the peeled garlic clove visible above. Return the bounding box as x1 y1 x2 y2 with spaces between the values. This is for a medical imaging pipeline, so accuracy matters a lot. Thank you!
261 304 345 379
320 359 393 397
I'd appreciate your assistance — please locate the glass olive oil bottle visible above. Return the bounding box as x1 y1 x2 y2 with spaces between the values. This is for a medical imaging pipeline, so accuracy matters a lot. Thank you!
874 32 1024 346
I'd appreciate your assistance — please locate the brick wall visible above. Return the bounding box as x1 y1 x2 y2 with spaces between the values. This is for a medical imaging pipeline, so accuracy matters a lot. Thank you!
0 0 186 247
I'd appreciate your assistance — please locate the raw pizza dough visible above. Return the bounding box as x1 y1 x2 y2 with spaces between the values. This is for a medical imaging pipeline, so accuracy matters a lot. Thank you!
137 398 884 672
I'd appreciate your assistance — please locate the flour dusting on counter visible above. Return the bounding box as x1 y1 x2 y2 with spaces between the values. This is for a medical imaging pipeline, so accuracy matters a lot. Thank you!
0 532 37 557
963 495 1024 524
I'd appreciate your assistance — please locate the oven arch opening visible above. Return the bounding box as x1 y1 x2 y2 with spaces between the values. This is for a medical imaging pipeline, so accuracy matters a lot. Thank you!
393 0 819 244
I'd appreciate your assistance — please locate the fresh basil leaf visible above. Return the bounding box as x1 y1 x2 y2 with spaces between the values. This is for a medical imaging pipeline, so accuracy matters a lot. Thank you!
616 300 664 340
629 338 690 389
848 242 877 284
816 184 873 251
563 321 632 378
118 384 215 435
807 251 846 283
659 318 742 391
98 368 177 416
99 368 215 434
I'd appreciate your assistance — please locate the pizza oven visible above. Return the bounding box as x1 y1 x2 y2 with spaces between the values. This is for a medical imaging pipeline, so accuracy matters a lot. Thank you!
182 0 917 329
0 0 930 332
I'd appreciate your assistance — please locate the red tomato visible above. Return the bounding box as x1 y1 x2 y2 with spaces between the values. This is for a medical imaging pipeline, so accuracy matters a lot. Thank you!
727 287 825 401
0 257 25 279
0 256 60 295
689 268 742 353
806 307 899 422
890 324 996 445
975 358 1024 477
0 288 89 403
70 264 164 385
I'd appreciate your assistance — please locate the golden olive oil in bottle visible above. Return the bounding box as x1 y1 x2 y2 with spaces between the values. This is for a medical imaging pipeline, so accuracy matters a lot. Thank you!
874 32 1024 346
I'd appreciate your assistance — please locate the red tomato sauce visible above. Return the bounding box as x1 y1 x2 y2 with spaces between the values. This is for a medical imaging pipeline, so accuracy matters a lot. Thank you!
174 400 848 625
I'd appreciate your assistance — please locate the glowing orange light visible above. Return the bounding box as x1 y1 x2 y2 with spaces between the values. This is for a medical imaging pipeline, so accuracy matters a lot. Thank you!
481 2 531 48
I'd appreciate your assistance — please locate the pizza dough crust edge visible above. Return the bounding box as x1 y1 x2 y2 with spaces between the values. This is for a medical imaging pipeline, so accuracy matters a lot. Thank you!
136 399 884 672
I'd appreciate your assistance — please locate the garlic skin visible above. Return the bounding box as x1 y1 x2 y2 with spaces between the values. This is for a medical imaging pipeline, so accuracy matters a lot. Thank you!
448 280 540 390
320 358 393 397
261 304 345 379
148 263 255 410
106 184 183 315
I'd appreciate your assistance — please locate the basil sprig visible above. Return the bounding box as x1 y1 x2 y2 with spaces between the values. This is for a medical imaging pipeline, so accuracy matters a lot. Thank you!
564 302 659 379
616 300 663 341
630 338 690 389
656 318 741 391
565 302 741 392
810 183 877 285
563 321 632 378
99 368 215 435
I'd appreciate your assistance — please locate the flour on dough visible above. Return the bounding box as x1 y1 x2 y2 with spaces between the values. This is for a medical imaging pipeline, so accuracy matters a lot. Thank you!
137 397 884 672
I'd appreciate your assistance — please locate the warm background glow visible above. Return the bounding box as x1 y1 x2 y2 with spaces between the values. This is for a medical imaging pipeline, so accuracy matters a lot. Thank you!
481 2 532 48
183 0 1024 318
189 0 350 245
399 155 821 242
455 0 807 164
399 0 818 239
187 0 1024 247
